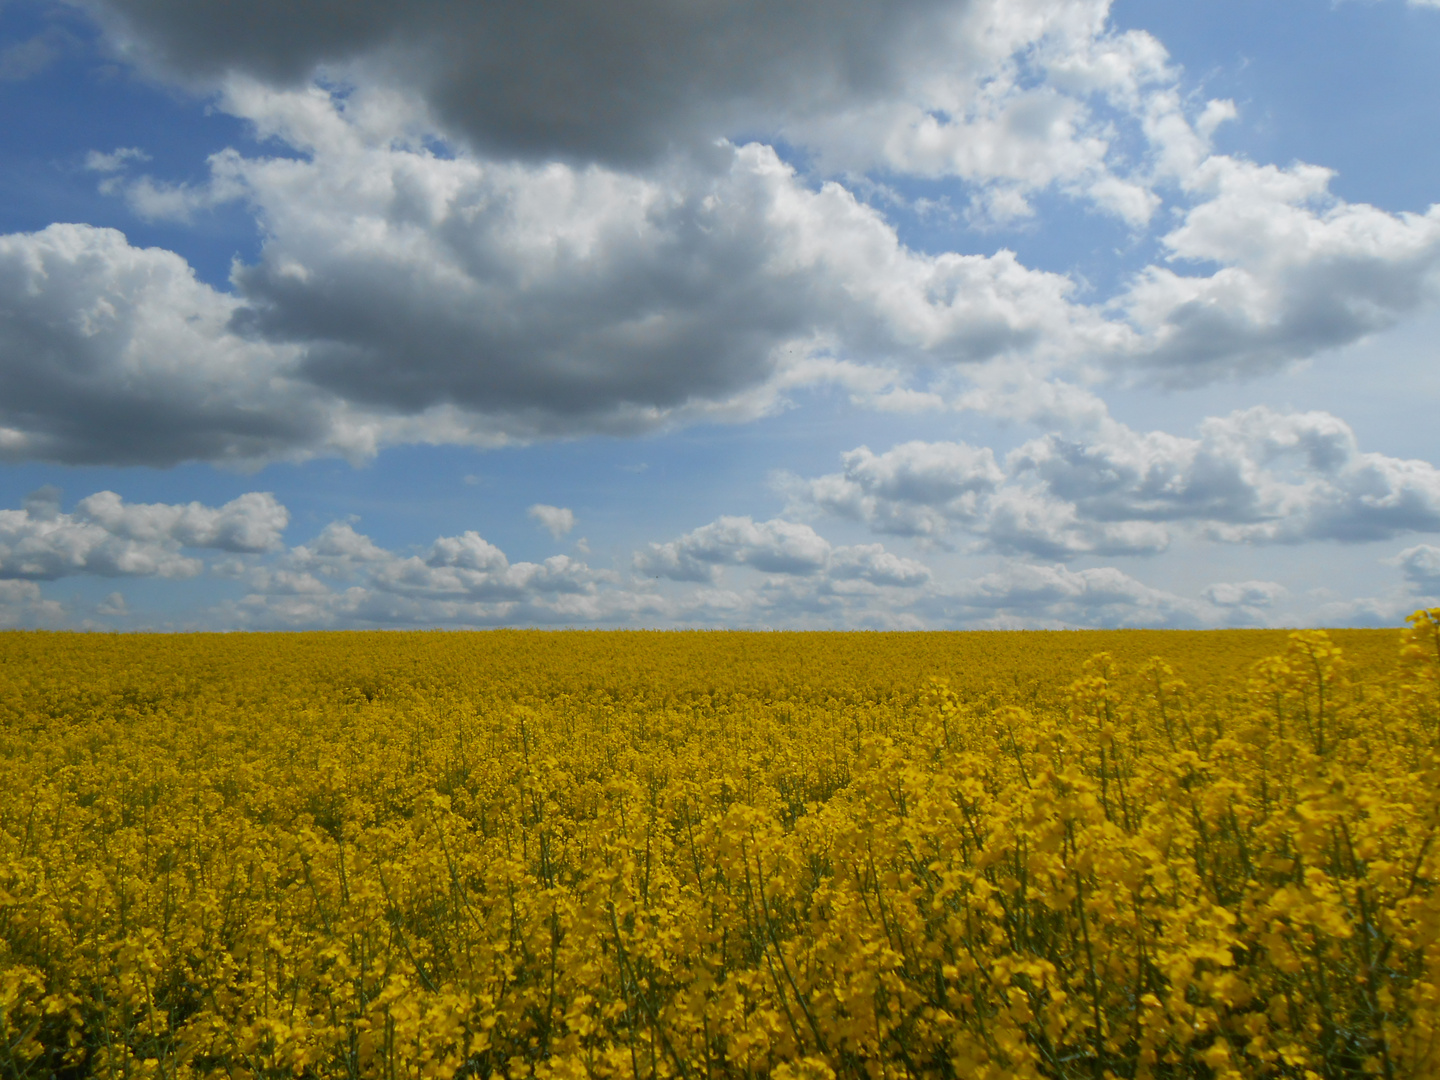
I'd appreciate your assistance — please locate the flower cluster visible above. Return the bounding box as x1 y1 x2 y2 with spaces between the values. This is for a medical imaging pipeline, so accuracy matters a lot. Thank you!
0 622 1434 1079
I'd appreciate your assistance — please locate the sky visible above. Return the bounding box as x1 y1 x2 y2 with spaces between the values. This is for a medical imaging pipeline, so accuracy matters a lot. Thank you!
1 0 1440 631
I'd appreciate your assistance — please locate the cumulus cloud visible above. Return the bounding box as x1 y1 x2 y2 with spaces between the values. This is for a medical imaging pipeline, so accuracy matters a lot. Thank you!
793 441 1004 541
1393 544 1440 594
78 0 963 163
3 92 1106 464
1202 580 1288 608
0 223 339 465
924 562 1202 628
0 488 287 581
237 520 647 628
1008 406 1440 545
789 406 1440 557
0 580 64 627
637 517 827 583
24 499 1355 629
0 0 1431 472
287 520 389 571
1120 157 1440 384
73 0 1235 239
528 504 575 539
76 0 1167 188
216 87 1101 425
84 147 151 174
634 515 930 587
231 512 941 629
75 489 289 551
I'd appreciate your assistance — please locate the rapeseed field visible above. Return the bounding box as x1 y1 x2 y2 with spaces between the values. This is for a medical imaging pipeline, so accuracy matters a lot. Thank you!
1 619 1437 1079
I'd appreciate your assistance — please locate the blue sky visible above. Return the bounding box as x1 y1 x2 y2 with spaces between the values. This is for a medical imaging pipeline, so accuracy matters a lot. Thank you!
1 0 1439 630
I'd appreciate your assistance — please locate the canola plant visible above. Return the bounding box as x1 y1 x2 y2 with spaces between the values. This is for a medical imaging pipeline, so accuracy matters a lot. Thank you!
0 620 1437 1080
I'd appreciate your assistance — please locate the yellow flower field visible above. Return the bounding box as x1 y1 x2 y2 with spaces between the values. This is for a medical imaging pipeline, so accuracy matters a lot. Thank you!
1 620 1438 1080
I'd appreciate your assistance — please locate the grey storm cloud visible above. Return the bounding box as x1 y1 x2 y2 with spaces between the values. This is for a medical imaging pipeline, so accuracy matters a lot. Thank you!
78 0 983 165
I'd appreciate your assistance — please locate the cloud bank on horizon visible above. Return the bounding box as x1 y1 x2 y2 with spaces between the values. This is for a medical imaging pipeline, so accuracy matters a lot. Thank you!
0 0 1438 630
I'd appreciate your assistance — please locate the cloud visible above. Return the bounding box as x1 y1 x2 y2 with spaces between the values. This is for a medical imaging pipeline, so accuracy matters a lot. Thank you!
33 501 1376 629
789 405 1440 557
1120 157 1440 384
636 517 830 583
0 223 341 465
83 148 250 222
528 504 575 539
1202 580 1287 608
927 562 1202 628
0 580 65 627
72 0 1229 238
0 28 69 82
234 510 941 629
0 488 287 581
2 86 1102 464
76 0 951 162
3 2 1435 471
288 520 389 571
790 441 1003 541
116 162 249 224
74 489 289 551
217 87 1098 421
237 520 649 628
85 147 152 174
633 515 930 588
1393 544 1440 594
75 0 1153 181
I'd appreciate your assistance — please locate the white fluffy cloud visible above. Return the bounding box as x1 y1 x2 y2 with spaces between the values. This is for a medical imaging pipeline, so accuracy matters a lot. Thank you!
5 87 1109 464
234 513 936 629
634 516 930 587
788 406 1440 557
0 580 64 627
0 223 337 465
528 504 575 539
234 513 1215 630
1202 580 1288 608
793 442 1004 541
1393 544 1440 594
6 497 1372 629
0 488 287 580
238 521 647 627
212 84 1103 425
0 3 1430 468
1120 157 1440 384
920 562 1203 628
